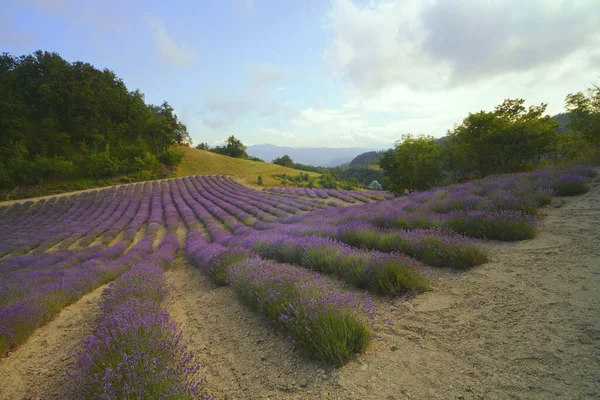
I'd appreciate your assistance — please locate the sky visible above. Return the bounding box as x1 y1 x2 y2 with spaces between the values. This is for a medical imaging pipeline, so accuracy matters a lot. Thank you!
3 0 600 149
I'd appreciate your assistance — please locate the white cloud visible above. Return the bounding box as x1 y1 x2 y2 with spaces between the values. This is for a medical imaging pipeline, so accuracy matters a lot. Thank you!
200 64 294 129
324 0 600 92
146 17 195 67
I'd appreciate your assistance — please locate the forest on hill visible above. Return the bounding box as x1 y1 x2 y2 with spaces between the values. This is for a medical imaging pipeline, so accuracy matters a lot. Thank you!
0 51 190 190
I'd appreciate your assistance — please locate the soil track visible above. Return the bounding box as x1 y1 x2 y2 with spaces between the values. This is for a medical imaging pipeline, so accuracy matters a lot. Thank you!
1 180 598 399
0 283 106 400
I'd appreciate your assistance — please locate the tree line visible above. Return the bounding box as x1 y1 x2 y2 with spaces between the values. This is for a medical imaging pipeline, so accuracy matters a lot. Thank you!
195 136 263 162
380 92 600 194
0 50 190 189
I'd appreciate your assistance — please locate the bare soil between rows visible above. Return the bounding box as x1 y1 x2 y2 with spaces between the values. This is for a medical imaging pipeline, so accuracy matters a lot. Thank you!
1 182 599 399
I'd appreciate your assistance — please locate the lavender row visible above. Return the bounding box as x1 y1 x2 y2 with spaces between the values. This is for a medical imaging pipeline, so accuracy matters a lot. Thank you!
279 222 488 270
0 234 155 356
229 232 430 296
185 231 374 365
214 175 321 215
195 176 279 223
1 187 119 256
1 182 149 277
280 166 596 242
69 234 211 399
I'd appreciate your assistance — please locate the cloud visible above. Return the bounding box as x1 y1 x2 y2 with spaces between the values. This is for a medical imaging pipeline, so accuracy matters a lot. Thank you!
422 0 600 83
146 17 196 67
200 63 294 129
324 0 600 92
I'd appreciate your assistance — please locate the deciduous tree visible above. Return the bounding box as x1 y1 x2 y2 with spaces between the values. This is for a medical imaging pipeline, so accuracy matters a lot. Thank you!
379 134 444 194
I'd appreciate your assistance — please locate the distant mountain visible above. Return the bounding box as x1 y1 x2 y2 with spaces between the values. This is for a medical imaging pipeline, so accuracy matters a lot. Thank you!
349 151 385 166
246 144 385 167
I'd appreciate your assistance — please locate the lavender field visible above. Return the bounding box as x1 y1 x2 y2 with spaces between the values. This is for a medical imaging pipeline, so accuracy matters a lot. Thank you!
0 166 596 399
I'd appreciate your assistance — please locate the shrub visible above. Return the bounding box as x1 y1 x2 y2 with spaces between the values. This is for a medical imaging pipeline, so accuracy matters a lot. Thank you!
227 258 373 365
416 236 488 269
207 247 255 285
551 174 590 196
365 256 430 294
159 147 185 167
447 210 537 241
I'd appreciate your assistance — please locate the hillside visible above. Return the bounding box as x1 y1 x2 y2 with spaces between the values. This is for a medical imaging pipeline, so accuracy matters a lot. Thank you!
177 146 318 187
0 146 319 202
349 151 385 166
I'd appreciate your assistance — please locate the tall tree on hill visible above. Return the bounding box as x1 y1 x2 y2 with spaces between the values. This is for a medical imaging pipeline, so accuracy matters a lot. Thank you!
272 154 294 168
447 98 558 178
225 135 247 158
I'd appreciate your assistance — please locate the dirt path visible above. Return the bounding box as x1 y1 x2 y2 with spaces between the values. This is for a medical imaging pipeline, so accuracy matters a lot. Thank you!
166 181 600 399
165 260 342 399
0 284 106 400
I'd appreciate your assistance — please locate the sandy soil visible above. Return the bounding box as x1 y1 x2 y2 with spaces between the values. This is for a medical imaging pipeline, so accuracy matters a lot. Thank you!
1 180 598 399
0 284 106 400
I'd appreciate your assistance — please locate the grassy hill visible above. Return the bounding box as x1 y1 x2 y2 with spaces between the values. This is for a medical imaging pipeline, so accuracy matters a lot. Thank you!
177 146 319 187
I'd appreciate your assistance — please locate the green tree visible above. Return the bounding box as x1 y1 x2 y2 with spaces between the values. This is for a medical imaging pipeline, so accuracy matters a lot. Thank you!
225 135 247 158
210 135 248 158
447 98 558 177
379 134 444 194
195 142 210 150
257 174 263 185
0 50 189 188
566 83 600 145
272 154 294 168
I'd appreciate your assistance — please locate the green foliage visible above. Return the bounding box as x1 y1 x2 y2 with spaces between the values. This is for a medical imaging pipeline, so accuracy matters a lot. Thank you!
330 165 384 187
83 152 120 178
379 134 444 194
319 171 340 189
195 142 210 150
565 83 600 145
257 174 263 185
349 151 384 166
447 99 558 178
366 260 430 295
272 154 294 168
273 172 315 186
210 135 248 159
158 148 184 167
554 132 593 161
0 51 188 189
447 214 537 241
551 178 590 196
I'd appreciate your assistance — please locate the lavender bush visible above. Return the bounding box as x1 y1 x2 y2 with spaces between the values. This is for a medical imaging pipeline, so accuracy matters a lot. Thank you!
69 236 212 399
227 258 374 365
